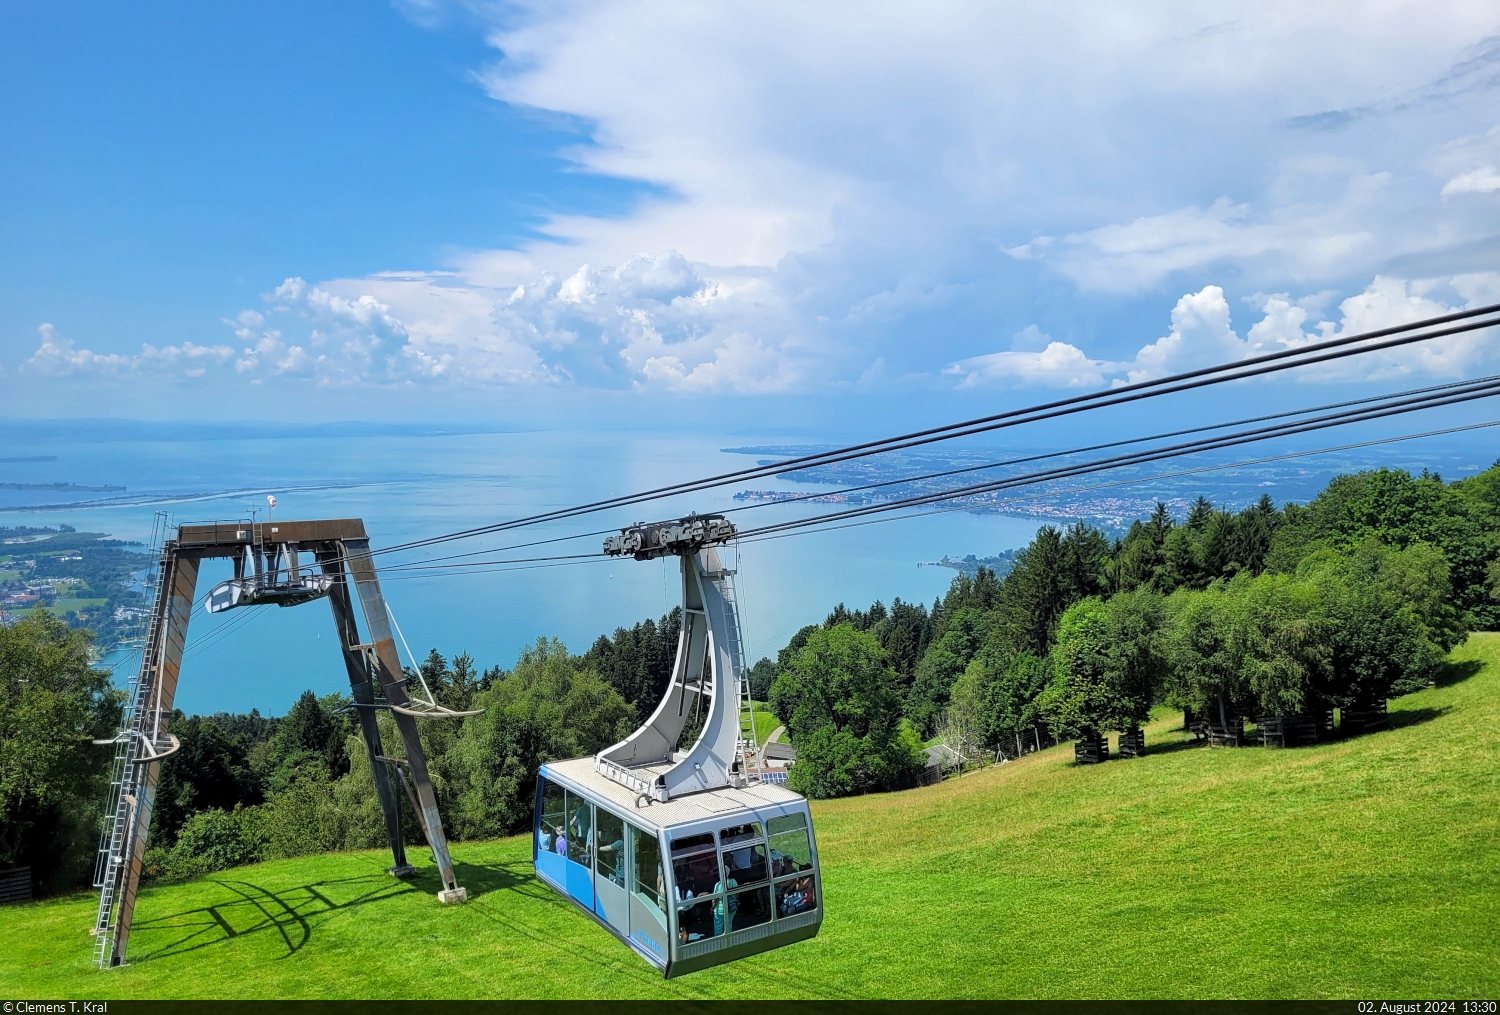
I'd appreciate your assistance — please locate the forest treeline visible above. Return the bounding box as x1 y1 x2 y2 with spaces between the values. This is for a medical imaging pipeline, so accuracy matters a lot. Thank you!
5 464 1500 894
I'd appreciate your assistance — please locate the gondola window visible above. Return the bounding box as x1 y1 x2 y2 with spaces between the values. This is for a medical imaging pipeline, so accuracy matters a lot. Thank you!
719 822 769 887
670 833 719 900
678 897 719 943
768 812 817 917
596 809 626 886
730 885 773 931
565 790 592 867
632 825 666 911
775 876 817 917
539 779 565 855
628 822 669 960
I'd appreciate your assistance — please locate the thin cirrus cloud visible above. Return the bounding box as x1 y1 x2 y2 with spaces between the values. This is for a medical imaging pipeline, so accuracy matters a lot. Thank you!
1013 181 1390 295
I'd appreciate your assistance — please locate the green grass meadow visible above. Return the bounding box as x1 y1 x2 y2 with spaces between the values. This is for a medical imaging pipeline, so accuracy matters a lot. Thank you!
6 636 1499 999
741 700 779 746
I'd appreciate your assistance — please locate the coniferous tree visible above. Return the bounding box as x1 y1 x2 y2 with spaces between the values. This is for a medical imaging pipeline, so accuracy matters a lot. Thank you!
581 608 682 710
996 527 1072 654
152 714 261 846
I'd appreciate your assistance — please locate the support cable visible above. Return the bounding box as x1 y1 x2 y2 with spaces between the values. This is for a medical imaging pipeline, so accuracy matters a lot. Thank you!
738 417 1500 546
297 369 1500 580
734 381 1500 541
349 377 1500 577
314 418 1500 581
365 304 1500 558
718 371 1500 515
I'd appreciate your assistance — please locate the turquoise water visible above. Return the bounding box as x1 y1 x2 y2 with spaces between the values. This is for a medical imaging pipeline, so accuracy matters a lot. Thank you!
2 427 1043 714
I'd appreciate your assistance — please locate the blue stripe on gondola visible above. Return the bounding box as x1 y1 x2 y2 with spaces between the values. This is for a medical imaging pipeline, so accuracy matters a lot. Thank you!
564 857 594 908
535 847 566 888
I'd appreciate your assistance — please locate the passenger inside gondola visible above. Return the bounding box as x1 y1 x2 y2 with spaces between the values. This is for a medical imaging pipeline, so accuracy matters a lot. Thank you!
776 876 816 916
722 842 767 883
539 779 566 855
596 810 627 886
678 898 716 942
718 822 762 845
712 854 739 935
566 794 591 866
670 833 719 900
770 849 806 877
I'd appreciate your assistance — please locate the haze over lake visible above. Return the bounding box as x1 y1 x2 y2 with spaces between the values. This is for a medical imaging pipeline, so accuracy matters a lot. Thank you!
6 420 1495 716
1 424 1046 714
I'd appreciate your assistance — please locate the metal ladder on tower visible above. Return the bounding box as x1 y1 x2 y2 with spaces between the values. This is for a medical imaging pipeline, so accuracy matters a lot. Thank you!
711 566 760 783
91 514 171 967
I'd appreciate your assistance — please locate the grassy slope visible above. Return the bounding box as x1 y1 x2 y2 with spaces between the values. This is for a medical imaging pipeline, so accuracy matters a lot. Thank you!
741 701 779 746
7 637 1499 999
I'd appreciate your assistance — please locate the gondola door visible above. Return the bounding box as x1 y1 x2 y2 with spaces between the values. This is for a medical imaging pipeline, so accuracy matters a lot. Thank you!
593 807 629 933
627 823 670 964
564 790 595 910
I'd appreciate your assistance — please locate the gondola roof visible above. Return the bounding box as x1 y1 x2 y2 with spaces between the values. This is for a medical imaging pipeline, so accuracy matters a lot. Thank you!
542 756 807 832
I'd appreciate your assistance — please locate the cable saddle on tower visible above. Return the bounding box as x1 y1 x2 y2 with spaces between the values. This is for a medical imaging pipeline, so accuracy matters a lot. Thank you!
603 513 737 561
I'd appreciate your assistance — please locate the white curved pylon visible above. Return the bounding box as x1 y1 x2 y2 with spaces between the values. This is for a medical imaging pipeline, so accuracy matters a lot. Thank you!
595 546 746 801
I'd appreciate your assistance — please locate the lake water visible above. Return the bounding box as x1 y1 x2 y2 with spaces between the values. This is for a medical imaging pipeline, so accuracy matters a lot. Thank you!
0 427 1044 714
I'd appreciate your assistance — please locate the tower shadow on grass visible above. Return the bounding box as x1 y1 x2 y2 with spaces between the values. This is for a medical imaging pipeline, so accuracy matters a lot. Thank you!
128 873 416 963
397 857 536 901
448 859 533 900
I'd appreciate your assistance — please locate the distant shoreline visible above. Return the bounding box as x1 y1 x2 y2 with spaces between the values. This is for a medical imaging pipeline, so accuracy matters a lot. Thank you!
0 482 124 492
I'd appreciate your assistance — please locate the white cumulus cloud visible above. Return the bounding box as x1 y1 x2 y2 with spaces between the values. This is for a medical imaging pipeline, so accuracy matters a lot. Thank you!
212 252 809 393
948 272 1500 389
946 326 1117 389
1442 166 1500 197
22 324 234 379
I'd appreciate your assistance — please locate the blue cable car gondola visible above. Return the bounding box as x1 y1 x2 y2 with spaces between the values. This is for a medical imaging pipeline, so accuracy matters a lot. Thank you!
532 516 822 976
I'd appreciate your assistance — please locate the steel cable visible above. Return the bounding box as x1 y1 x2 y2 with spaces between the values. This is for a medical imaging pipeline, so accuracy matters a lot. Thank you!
734 380 1500 541
367 304 1500 557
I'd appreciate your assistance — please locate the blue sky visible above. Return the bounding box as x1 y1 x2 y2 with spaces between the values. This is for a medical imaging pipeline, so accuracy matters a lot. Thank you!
4 1 1500 438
